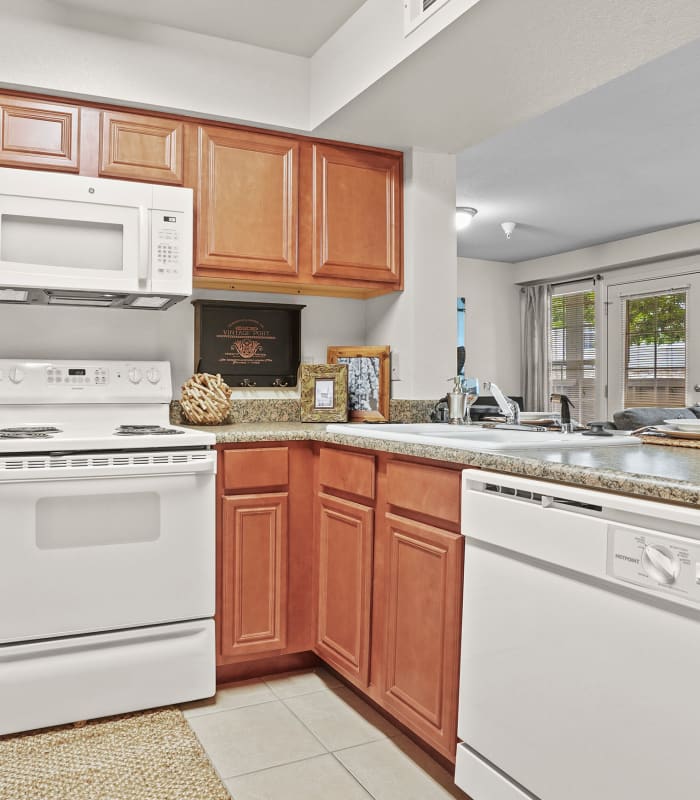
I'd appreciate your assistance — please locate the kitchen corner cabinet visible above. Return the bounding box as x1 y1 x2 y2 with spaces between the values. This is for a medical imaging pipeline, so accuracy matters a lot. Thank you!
0 95 79 172
214 442 464 760
315 447 376 687
314 447 463 761
98 110 184 184
316 493 374 687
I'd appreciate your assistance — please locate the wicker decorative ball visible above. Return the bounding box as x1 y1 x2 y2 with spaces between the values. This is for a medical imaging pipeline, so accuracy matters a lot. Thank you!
181 373 232 425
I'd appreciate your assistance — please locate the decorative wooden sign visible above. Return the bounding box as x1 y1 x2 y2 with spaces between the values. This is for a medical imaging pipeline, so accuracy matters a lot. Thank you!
193 300 304 388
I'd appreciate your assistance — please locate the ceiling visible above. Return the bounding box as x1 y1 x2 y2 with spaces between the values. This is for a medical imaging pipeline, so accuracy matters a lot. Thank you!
54 0 366 56
41 1 700 264
456 37 700 262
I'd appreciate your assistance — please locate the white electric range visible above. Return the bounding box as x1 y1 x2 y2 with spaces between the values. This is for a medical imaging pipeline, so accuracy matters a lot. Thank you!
0 359 217 735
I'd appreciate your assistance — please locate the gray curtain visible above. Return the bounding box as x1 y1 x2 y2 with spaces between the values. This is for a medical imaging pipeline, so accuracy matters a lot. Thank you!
520 284 551 412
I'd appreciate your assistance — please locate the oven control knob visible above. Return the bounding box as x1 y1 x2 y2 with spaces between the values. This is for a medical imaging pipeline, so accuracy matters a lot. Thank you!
641 544 680 585
9 367 24 384
146 368 160 385
128 368 143 384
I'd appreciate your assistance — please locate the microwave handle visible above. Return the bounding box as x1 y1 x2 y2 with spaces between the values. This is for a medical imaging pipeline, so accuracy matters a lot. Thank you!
138 207 150 287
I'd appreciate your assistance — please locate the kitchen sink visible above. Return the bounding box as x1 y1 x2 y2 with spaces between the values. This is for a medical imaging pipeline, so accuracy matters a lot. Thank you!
325 423 640 452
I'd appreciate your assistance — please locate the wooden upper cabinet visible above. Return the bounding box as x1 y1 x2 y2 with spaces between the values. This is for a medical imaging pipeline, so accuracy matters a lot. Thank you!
0 96 79 172
98 110 184 184
316 493 374 687
312 143 402 285
220 493 289 658
196 126 299 277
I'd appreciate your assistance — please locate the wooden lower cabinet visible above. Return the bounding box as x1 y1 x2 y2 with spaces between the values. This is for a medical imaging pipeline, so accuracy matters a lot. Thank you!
377 512 464 760
315 492 374 687
220 492 288 658
215 443 464 762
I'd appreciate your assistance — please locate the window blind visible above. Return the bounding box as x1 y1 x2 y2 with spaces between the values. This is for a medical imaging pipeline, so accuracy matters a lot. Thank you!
621 290 687 408
550 289 596 424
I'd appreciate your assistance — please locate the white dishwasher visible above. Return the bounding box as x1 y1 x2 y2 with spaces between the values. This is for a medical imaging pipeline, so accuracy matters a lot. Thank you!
456 469 700 800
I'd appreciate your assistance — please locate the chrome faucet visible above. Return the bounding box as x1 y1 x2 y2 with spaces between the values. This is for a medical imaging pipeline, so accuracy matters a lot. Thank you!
484 382 520 425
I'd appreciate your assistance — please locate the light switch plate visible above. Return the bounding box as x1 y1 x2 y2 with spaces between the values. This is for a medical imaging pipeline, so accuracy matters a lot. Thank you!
391 352 400 381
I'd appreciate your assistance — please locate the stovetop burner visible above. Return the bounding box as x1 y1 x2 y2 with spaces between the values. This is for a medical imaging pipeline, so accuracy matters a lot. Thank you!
114 425 185 437
0 426 62 440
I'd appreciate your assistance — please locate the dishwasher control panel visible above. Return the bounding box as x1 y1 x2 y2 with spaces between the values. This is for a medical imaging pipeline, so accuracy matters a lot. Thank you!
609 524 700 602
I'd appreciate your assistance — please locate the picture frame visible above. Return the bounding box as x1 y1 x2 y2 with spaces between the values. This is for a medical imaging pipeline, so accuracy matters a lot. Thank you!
326 346 391 422
299 363 349 423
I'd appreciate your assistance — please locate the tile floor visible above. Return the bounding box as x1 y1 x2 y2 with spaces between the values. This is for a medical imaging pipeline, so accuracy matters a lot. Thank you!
182 668 468 800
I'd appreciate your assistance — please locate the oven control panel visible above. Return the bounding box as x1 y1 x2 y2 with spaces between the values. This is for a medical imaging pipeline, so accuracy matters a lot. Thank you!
45 366 109 386
0 360 172 404
609 524 700 603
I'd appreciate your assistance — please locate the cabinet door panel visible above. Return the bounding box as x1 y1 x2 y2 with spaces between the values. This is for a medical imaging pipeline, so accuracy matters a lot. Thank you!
316 493 373 686
313 144 401 284
99 110 183 184
221 493 288 658
197 126 298 276
0 96 79 171
381 513 463 758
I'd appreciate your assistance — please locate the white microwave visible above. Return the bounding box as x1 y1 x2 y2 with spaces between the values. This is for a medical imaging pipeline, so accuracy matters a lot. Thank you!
0 167 193 310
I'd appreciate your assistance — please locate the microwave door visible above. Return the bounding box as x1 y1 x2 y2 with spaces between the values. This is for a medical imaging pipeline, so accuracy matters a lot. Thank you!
0 196 144 292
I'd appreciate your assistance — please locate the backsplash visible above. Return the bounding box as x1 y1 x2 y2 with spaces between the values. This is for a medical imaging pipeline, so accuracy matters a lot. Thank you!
170 399 302 425
171 399 436 425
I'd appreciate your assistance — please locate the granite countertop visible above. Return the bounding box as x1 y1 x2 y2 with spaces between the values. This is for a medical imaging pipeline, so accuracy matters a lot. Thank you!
192 422 700 507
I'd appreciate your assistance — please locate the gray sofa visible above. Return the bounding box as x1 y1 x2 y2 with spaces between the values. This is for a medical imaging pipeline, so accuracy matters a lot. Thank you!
612 406 700 431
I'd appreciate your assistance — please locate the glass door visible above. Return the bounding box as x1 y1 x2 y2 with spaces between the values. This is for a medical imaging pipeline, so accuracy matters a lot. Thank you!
607 275 700 416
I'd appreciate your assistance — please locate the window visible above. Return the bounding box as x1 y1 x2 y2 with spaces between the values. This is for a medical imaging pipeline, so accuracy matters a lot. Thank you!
622 291 687 408
550 289 597 424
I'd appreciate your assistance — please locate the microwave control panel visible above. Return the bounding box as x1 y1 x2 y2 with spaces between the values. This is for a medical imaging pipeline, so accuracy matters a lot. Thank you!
152 213 183 279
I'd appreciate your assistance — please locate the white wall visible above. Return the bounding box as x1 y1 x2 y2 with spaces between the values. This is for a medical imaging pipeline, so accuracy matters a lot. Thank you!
310 0 482 129
0 289 367 399
0 0 309 130
458 258 521 395
366 149 457 399
515 222 700 284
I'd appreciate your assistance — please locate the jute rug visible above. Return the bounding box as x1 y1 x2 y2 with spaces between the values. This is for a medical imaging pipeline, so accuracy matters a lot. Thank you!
0 707 231 800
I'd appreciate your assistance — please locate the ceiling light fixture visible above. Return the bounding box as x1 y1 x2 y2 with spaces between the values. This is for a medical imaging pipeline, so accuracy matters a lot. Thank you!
456 207 478 230
501 221 516 240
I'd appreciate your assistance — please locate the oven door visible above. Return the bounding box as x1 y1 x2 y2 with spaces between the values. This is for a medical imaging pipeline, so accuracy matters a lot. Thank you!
0 450 216 643
0 194 149 293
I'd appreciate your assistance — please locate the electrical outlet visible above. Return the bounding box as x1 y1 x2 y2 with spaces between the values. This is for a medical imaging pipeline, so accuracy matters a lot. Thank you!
391 352 400 381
